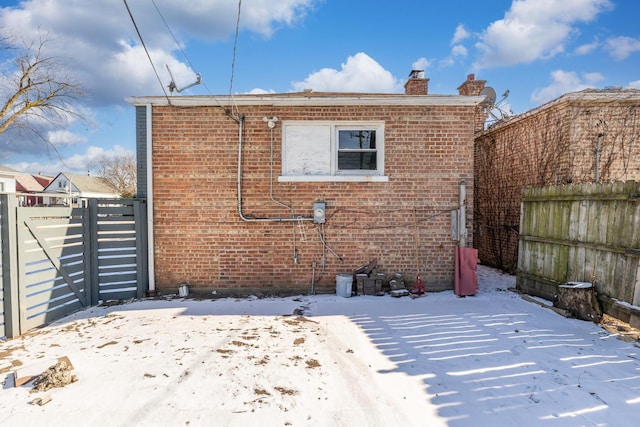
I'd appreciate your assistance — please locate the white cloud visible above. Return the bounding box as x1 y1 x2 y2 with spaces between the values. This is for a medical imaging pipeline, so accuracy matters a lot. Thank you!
575 40 600 55
474 0 613 68
531 69 604 104
412 57 432 71
451 24 470 45
11 145 134 176
247 88 276 95
605 36 640 60
451 45 468 58
47 130 88 147
628 80 640 89
291 53 400 93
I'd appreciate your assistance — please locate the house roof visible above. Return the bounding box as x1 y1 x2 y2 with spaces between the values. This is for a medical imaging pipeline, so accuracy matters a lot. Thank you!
15 174 44 192
0 164 23 177
481 88 640 134
47 172 118 195
127 91 486 108
33 174 54 187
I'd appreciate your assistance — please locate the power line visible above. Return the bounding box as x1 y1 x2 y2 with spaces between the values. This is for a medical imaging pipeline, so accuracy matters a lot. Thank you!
150 0 231 113
228 0 242 118
151 0 195 71
122 0 171 103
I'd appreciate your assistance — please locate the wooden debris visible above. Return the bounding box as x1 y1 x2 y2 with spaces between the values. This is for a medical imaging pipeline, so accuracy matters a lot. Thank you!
30 395 52 406
31 359 77 393
14 356 73 388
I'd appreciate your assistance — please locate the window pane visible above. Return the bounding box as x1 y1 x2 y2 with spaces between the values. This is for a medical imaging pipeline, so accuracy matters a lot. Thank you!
338 130 376 150
338 152 377 170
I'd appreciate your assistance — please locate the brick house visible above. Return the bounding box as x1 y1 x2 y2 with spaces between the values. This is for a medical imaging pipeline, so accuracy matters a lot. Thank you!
474 89 640 272
128 73 485 295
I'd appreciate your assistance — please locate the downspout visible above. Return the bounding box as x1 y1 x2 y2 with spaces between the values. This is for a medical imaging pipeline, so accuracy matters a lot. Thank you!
146 104 156 294
236 114 314 223
459 179 467 247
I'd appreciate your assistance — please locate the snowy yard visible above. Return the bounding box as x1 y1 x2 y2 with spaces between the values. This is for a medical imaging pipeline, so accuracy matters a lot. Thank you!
1 266 639 427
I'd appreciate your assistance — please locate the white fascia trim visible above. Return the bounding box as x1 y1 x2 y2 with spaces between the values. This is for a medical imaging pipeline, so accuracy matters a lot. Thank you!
126 95 485 107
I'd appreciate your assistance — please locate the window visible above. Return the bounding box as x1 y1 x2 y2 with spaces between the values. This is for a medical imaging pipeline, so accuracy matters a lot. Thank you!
337 129 377 171
280 121 387 182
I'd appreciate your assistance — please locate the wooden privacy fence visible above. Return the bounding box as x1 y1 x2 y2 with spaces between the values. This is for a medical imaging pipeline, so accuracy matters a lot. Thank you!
1 195 148 338
517 181 640 321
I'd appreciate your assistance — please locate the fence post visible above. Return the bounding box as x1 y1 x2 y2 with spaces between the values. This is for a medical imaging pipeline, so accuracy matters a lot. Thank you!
87 198 100 306
134 199 148 298
1 194 20 338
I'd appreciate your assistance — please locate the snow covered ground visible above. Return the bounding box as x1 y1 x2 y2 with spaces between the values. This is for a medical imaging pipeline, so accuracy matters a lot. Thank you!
1 266 639 426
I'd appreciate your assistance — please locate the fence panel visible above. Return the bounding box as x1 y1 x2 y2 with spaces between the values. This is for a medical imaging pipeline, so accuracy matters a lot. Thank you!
16 206 89 332
0 197 148 337
91 199 147 302
517 181 640 311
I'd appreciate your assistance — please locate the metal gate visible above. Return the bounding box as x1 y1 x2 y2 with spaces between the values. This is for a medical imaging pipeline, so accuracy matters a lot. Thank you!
1 195 147 338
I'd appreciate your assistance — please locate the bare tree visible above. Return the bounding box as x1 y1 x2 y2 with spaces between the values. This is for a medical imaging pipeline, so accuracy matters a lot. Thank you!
0 32 84 143
90 152 137 198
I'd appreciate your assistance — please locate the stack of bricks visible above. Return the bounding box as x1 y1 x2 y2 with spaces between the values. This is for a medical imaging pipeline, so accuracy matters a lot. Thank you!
389 272 406 291
354 259 385 296
389 272 410 297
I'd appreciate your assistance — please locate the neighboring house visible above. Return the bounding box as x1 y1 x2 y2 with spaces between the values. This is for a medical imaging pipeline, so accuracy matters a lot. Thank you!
0 165 51 205
128 72 485 295
0 164 19 194
32 173 54 189
474 88 640 272
43 172 120 206
15 174 45 206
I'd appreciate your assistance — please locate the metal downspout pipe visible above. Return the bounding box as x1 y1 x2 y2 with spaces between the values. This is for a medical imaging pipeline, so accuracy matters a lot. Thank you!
459 179 467 247
146 104 156 295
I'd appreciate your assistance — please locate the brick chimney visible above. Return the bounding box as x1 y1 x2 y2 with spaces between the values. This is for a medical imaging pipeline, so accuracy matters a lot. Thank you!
404 70 429 95
457 73 486 96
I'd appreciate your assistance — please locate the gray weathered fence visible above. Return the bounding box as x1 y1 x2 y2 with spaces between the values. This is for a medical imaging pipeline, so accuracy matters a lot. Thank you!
1 195 147 338
517 181 640 319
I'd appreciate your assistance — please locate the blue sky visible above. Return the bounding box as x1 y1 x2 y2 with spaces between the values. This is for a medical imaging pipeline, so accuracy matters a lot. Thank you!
0 0 639 175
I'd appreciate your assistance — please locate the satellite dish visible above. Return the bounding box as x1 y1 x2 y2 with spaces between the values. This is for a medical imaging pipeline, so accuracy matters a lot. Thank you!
480 87 497 107
166 64 202 94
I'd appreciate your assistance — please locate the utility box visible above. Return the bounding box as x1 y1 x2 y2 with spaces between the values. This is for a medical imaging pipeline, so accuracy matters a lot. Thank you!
313 202 326 223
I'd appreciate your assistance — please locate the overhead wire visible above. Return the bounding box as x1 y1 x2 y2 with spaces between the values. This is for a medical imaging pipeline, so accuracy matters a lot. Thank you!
151 0 195 71
150 0 230 111
122 0 171 104
228 0 242 119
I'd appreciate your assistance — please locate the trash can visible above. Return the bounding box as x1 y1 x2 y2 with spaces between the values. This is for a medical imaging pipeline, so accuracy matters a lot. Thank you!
336 274 353 298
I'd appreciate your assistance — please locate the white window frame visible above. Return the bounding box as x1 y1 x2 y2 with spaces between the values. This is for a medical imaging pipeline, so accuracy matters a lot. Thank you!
279 121 388 182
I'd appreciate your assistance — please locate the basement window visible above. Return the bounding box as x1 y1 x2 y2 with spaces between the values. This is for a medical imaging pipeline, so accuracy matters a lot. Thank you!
280 121 388 182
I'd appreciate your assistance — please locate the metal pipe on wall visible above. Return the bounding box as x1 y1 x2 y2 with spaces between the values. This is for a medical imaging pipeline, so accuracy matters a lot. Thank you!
236 114 314 223
146 104 156 294
459 179 467 247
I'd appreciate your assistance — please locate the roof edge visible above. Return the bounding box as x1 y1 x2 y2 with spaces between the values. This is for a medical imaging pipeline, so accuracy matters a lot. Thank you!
126 94 485 108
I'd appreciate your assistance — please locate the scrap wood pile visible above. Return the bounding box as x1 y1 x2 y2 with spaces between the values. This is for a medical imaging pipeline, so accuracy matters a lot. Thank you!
31 359 77 393
354 259 386 296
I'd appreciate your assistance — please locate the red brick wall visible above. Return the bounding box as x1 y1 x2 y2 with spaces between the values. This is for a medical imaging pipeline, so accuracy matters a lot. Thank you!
474 92 640 272
150 102 476 295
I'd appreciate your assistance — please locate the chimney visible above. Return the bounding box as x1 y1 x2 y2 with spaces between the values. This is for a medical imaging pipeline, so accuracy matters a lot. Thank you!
457 73 486 96
404 70 429 95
